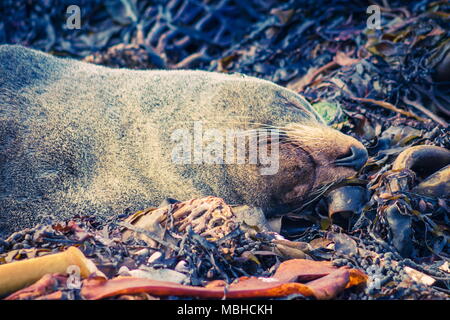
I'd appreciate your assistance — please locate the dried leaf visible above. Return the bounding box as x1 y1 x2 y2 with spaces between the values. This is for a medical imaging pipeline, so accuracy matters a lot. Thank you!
404 267 436 286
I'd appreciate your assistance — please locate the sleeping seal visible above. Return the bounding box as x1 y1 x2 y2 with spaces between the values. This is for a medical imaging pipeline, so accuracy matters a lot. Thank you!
0 45 368 235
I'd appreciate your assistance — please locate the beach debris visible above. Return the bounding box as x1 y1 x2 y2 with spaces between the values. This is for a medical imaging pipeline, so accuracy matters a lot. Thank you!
404 267 436 286
0 246 104 297
121 196 237 247
79 259 367 300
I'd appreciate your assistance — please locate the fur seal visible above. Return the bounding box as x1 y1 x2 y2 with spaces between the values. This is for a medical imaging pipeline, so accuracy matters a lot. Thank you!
0 45 368 235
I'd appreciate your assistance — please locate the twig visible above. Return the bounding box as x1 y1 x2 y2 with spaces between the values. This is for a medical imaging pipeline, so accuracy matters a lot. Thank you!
403 97 448 127
351 96 426 122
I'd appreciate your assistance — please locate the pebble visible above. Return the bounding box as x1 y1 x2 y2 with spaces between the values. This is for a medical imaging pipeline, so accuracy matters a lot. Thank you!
332 258 347 266
175 260 190 273
148 251 162 264
383 252 393 260
366 265 378 274
118 266 131 276
207 269 215 279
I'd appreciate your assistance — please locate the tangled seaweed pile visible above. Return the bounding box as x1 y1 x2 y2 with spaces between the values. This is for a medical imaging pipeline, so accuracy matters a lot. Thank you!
1 197 369 300
0 0 449 300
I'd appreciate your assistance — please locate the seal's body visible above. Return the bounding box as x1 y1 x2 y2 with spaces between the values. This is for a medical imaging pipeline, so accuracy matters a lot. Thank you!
0 45 367 235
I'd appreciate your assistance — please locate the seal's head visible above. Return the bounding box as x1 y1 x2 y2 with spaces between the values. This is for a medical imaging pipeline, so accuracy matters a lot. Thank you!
265 122 367 213
202 83 368 215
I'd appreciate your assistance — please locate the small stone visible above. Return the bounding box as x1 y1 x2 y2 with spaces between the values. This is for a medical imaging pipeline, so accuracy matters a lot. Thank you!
366 265 377 274
175 260 189 273
384 252 393 260
118 266 131 276
207 269 215 279
147 251 162 264
332 259 346 266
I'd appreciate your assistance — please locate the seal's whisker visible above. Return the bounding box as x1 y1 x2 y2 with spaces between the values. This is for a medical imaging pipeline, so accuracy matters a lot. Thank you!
298 182 335 209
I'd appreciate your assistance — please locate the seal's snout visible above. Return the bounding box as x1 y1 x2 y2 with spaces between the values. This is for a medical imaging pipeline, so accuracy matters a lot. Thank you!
334 145 368 171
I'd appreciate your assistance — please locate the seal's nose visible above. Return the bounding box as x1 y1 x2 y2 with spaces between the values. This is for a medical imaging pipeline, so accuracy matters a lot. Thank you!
334 145 368 171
